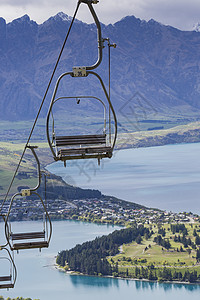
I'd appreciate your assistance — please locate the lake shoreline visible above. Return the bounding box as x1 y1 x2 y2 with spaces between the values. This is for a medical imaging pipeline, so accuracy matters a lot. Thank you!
55 262 200 286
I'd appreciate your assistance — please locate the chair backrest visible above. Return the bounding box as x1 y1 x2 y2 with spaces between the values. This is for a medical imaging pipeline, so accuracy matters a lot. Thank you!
11 231 45 241
0 275 11 282
55 134 106 147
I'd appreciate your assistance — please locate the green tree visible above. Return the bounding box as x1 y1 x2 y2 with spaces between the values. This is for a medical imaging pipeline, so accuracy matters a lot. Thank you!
193 229 197 236
135 266 140 278
196 248 200 260
136 234 142 244
195 235 200 245
126 268 129 277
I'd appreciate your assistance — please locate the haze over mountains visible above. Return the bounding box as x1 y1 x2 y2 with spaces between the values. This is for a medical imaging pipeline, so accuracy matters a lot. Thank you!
1 12 200 122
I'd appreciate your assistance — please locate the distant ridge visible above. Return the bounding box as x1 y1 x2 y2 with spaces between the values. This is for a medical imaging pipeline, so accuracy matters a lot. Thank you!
1 13 200 121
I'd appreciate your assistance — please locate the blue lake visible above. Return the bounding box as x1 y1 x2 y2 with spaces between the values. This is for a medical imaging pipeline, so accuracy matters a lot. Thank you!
2 143 200 299
1 220 200 300
47 143 200 214
1 220 120 300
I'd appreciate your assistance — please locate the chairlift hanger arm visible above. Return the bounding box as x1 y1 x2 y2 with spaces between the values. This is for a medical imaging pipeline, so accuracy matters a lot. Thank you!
25 145 41 192
0 214 9 248
76 0 103 71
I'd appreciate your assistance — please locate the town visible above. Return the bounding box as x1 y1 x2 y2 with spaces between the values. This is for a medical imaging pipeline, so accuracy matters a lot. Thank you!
1 194 199 226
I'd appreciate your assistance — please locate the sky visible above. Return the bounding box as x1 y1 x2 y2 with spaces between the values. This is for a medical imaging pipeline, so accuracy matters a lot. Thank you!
0 0 200 31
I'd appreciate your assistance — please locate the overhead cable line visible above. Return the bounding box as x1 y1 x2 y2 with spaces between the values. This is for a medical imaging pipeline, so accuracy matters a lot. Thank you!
0 0 81 211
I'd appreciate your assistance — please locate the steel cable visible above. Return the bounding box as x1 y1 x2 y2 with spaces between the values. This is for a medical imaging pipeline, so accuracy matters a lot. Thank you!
0 0 81 211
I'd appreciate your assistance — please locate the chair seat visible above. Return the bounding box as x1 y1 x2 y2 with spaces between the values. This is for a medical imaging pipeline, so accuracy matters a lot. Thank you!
0 283 14 289
11 231 45 241
0 276 11 282
12 241 49 250
55 134 106 147
58 146 112 156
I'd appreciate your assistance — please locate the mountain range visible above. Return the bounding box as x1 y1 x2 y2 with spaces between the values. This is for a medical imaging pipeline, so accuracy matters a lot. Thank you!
1 12 200 125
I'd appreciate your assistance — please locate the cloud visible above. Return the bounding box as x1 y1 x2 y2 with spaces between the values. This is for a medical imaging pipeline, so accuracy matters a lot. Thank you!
0 0 77 24
96 0 200 30
138 0 200 30
0 0 200 30
0 0 40 6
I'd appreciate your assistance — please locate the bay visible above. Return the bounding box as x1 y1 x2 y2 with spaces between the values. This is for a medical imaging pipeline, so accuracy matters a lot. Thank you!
1 220 120 300
1 220 200 300
2 142 200 300
47 143 200 214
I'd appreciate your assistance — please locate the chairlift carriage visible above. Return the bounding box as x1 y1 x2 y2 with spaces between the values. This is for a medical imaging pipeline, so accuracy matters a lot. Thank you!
46 0 117 166
0 0 116 291
4 145 52 251
0 247 17 289
0 214 17 289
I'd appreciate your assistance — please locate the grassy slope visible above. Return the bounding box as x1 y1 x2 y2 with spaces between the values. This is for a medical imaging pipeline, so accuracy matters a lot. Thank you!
116 121 200 149
1 120 200 196
108 223 200 275
0 142 53 196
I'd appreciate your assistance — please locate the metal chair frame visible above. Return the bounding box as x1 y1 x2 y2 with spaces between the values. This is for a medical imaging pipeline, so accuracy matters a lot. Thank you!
46 0 117 165
0 247 17 289
46 72 117 164
4 146 52 251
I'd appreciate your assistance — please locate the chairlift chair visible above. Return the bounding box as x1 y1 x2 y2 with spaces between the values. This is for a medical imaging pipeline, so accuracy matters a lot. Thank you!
0 247 17 289
46 0 117 166
46 82 117 166
4 145 52 251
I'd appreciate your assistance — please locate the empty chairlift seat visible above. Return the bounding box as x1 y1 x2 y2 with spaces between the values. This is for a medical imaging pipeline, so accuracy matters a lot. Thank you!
54 133 112 160
0 276 14 289
0 248 17 289
45 0 117 164
10 231 48 251
4 146 52 252
46 94 117 165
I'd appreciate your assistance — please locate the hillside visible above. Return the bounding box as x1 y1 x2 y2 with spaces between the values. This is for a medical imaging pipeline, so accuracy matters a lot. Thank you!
117 121 200 149
108 223 200 282
57 222 200 283
0 142 144 215
1 120 200 196
1 13 200 127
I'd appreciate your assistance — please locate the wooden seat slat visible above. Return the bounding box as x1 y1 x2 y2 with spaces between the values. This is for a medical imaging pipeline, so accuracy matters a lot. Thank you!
58 146 112 156
0 283 14 289
11 231 45 241
13 241 48 250
55 134 106 147
56 134 106 139
56 139 105 146
0 276 11 282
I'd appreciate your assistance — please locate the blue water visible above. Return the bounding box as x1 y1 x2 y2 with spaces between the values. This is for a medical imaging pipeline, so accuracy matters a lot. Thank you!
47 143 200 214
1 220 200 300
1 220 120 300
2 143 200 299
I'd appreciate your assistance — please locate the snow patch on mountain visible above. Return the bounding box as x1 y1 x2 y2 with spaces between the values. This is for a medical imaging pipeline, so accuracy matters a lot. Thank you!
193 22 200 32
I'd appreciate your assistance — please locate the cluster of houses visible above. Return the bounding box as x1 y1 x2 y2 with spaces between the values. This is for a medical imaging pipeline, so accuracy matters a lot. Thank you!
0 196 199 225
49 197 199 225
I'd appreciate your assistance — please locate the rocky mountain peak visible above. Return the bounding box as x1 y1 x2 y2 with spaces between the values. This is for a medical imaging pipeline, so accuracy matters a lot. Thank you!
1 13 200 121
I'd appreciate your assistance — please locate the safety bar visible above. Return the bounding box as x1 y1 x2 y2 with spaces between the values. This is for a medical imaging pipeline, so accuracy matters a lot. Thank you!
52 96 107 135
